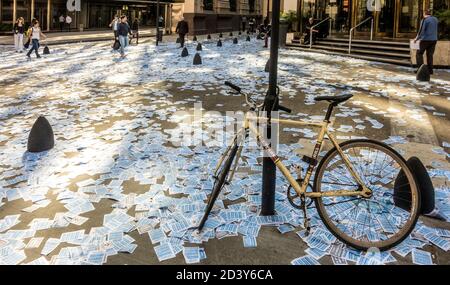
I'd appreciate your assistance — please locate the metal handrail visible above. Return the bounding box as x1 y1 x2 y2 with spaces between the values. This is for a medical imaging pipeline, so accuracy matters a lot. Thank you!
309 17 331 49
349 17 374 54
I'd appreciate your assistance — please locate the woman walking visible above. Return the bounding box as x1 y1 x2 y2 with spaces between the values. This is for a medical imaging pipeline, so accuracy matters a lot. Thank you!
26 20 47 59
13 17 25 52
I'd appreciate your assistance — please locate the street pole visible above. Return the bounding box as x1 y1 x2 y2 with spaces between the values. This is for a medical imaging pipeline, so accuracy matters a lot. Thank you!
261 0 280 216
156 0 160 46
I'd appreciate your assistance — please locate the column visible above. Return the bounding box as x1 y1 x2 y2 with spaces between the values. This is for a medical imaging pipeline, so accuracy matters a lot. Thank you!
13 0 17 22
31 0 35 21
47 0 51 31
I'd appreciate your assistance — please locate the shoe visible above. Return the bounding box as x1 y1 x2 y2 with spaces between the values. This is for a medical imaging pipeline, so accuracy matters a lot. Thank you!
37 55 41 58
26 54 31 59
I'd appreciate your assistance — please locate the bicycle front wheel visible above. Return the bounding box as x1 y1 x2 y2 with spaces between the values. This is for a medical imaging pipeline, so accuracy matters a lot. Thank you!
313 139 420 251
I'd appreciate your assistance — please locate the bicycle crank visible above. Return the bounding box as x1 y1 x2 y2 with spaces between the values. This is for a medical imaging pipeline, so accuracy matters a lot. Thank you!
287 179 314 209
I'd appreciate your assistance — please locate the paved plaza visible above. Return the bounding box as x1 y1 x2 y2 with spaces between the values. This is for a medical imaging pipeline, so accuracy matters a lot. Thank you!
0 35 449 265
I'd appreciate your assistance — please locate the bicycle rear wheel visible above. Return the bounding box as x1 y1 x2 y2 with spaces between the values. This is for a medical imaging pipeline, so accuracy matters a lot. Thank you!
198 142 239 231
313 139 420 251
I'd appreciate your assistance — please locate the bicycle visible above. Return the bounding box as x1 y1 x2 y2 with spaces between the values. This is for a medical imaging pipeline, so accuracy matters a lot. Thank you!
197 81 421 251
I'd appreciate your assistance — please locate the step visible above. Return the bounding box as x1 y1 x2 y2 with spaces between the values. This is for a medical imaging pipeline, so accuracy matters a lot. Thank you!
312 44 411 58
321 37 410 47
314 40 411 52
288 43 411 59
285 44 412 66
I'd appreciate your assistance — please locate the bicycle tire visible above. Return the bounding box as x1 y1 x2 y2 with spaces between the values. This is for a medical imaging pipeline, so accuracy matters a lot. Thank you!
313 139 421 251
198 142 239 231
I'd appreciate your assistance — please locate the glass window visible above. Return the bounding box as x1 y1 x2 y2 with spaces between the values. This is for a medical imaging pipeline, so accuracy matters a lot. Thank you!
432 0 450 39
249 0 255 13
203 0 213 11
1 0 14 23
229 0 237 12
398 0 420 33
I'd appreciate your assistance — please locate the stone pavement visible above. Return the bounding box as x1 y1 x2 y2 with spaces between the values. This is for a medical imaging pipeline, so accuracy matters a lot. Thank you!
0 36 449 265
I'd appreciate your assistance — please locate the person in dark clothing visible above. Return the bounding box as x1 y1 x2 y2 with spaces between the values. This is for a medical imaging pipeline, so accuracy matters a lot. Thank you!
117 15 132 58
304 17 318 45
241 16 247 32
258 18 271 48
248 17 255 33
176 17 189 48
131 19 139 45
415 9 439 74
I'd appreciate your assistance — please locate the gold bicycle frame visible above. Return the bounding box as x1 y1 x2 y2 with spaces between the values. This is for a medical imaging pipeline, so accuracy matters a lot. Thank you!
219 112 372 199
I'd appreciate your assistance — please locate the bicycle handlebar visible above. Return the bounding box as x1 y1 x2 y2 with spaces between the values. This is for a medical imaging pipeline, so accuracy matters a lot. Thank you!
224 81 290 113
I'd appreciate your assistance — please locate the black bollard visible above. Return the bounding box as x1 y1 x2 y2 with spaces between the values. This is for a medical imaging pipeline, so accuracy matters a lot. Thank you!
193 35 197 42
217 39 222 47
193 53 202 65
246 35 251 41
181 47 189 57
43 46 50 55
233 37 238 44
219 33 223 38
207 34 211 40
264 58 271 72
196 43 202 51
416 64 431 82
229 32 233 36
27 116 54 153
394 156 435 214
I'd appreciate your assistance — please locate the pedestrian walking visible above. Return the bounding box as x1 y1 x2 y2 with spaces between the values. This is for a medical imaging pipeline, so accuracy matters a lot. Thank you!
59 14 65 32
109 15 120 39
248 17 255 33
26 19 47 59
117 15 132 59
13 17 25 53
175 17 189 48
241 16 247 32
414 9 439 75
65 15 72 32
131 18 139 45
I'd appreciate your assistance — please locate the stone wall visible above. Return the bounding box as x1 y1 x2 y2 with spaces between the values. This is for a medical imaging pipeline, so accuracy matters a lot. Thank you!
410 41 450 67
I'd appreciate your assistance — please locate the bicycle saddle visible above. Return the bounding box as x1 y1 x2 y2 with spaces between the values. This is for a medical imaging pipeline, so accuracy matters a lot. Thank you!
314 94 353 104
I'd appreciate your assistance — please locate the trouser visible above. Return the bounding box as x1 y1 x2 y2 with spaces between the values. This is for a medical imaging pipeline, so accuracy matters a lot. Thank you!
67 23 71 32
242 22 246 31
14 33 24 51
119 35 128 56
304 32 316 44
27 39 40 57
113 30 118 39
179 33 186 47
130 32 139 44
264 34 269 47
249 25 254 33
416 40 437 74
59 22 64 31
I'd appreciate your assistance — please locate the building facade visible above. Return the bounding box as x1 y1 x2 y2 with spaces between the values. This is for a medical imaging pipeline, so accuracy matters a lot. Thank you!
294 0 449 39
180 0 264 35
0 0 175 31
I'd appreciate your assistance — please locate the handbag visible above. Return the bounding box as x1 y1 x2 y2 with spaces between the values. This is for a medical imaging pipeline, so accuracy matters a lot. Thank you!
24 38 30 49
113 39 121 50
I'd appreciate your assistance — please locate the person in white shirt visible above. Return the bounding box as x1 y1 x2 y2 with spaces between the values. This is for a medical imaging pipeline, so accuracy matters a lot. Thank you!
26 20 47 59
109 15 119 39
59 15 65 31
65 15 72 32
13 17 25 52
